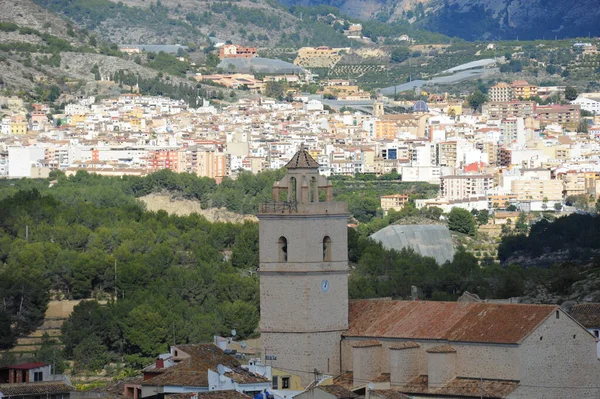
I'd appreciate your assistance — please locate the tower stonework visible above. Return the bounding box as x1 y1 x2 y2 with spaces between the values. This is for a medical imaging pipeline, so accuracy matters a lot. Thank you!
258 147 349 385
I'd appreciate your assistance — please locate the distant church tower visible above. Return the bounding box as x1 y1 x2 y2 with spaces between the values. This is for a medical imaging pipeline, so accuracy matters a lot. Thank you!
258 146 349 385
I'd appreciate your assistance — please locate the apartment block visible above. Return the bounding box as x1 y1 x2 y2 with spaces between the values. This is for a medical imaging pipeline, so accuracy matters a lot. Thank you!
440 174 493 200
511 179 563 201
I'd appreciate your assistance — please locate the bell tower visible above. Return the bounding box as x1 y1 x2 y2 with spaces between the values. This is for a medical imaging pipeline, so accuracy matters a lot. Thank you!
258 146 349 385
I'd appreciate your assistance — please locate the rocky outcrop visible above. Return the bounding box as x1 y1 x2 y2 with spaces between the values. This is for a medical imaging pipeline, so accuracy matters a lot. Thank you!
139 193 257 224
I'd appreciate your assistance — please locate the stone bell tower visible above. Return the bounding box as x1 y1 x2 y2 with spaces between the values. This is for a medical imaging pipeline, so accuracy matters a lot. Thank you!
258 146 349 385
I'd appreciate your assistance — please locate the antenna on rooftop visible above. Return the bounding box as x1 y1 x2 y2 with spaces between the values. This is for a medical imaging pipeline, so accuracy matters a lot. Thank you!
231 329 236 337
241 341 247 349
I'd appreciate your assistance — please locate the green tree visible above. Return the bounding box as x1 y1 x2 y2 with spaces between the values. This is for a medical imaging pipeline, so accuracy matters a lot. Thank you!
35 333 66 373
0 310 15 349
123 304 168 357
447 208 477 236
476 209 490 226
265 81 285 99
390 47 410 63
467 90 487 113
565 86 578 101
218 300 258 338
74 335 107 372
514 212 528 234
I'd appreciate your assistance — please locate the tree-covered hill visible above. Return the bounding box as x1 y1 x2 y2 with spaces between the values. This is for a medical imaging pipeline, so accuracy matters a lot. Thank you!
279 0 600 41
31 0 355 48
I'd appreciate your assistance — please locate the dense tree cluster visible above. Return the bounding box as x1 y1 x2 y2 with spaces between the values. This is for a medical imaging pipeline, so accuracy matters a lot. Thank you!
0 187 261 366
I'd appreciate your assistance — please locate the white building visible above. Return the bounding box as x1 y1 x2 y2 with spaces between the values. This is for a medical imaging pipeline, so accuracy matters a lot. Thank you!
8 147 46 178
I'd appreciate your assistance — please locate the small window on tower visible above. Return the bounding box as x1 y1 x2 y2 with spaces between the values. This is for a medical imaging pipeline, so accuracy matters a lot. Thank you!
323 236 332 261
278 236 288 262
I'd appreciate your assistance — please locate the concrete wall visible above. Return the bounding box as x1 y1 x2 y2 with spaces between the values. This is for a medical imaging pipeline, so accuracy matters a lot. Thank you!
389 347 421 386
343 338 520 387
510 310 600 399
353 345 382 386
262 331 343 385
427 351 456 389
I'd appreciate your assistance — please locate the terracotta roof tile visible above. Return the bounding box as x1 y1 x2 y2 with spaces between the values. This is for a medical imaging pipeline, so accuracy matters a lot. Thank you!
166 391 252 399
332 371 353 391
371 389 410 399
351 340 381 348
0 362 48 370
285 147 320 169
0 381 74 396
371 373 390 383
426 345 456 354
570 303 600 328
316 384 359 399
389 342 419 350
142 344 266 388
346 300 557 344
398 376 519 398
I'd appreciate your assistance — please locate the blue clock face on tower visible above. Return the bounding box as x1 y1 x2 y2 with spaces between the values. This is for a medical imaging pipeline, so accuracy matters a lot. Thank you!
321 279 330 293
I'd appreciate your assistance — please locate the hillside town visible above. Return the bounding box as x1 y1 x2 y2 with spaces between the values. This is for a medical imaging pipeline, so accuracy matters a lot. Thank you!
1 77 599 214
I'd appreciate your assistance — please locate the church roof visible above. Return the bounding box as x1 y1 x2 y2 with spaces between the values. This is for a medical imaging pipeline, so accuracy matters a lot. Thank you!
345 300 557 344
285 145 320 169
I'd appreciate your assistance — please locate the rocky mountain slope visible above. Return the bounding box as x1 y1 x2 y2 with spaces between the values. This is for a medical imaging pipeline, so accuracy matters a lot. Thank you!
280 0 600 40
31 0 352 47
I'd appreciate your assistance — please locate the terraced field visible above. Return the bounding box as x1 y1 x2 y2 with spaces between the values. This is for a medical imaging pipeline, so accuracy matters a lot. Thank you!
1 300 80 358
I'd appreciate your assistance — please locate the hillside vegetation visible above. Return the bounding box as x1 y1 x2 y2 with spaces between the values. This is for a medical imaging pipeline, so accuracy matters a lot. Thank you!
32 0 355 48
281 0 600 40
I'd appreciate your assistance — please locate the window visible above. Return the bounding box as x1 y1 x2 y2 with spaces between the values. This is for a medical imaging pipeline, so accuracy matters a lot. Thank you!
595 330 599 338
323 236 332 261
289 177 297 202
282 377 290 389
272 376 278 389
34 372 43 382
556 310 560 319
278 237 288 262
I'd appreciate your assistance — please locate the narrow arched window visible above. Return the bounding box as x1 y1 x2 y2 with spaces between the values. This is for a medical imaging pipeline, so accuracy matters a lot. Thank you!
310 177 318 203
278 236 288 262
323 236 331 261
289 177 297 202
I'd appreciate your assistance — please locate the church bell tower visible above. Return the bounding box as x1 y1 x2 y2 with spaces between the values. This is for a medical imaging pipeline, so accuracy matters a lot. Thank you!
258 146 349 385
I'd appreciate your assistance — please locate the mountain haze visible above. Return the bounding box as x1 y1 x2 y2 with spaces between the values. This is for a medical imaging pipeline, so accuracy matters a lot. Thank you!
279 0 600 40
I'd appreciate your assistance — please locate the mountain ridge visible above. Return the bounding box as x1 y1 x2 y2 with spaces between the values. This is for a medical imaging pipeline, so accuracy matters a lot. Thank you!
279 0 600 41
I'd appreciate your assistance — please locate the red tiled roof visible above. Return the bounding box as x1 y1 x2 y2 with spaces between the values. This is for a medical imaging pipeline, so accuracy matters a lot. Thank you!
142 344 267 388
346 300 557 344
166 391 252 399
0 381 74 396
398 375 519 398
0 362 48 370
332 371 353 391
351 340 381 348
389 342 419 350
371 389 410 399
426 345 456 354
316 384 359 399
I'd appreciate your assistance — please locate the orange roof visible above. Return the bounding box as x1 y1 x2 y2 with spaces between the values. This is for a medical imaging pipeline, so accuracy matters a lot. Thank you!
345 300 557 344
